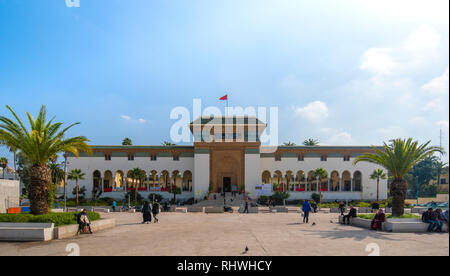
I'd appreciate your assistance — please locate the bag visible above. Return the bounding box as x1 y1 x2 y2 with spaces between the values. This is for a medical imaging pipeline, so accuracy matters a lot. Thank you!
83 226 90 233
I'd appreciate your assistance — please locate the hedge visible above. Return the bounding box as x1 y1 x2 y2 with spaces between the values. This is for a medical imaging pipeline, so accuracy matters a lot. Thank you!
0 212 100 227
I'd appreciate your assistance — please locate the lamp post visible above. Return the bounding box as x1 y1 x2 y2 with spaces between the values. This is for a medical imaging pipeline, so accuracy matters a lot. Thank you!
416 176 419 206
63 153 68 212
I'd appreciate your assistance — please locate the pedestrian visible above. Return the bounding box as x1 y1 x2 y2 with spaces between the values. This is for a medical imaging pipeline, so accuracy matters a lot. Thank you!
339 201 346 216
152 200 160 223
112 200 116 212
142 201 152 224
244 197 249 214
302 200 312 223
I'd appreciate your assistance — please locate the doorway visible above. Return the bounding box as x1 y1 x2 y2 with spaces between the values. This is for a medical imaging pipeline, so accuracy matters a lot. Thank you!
223 177 232 193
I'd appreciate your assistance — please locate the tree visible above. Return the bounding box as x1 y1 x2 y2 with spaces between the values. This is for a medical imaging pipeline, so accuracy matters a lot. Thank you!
48 162 65 186
312 168 328 209
162 141 176 147
436 160 448 189
354 138 443 216
303 138 319 146
370 169 387 202
122 137 132 146
68 169 86 206
129 168 145 204
0 157 8 178
283 141 296 146
0 105 91 215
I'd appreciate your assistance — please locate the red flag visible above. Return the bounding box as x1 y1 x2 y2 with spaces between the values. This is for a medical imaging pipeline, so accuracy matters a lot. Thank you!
220 94 228 101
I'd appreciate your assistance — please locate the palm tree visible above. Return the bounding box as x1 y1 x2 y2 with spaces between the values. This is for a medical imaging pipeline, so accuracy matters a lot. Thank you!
436 160 448 189
312 168 328 209
68 169 86 206
303 138 319 146
0 105 91 214
48 162 65 186
354 138 443 216
283 141 296 146
129 168 145 204
122 137 132 146
370 169 387 202
0 157 8 178
162 141 176 147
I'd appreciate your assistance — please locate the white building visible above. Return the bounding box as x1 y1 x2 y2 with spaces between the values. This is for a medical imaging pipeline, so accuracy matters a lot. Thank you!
67 116 388 202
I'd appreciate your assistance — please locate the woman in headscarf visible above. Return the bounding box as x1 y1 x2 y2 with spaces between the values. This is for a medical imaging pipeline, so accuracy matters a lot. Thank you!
142 201 152 224
371 209 386 231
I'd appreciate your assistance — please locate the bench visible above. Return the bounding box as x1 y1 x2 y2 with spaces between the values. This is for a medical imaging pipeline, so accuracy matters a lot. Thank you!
238 207 259 214
357 207 373 213
384 219 449 233
0 223 54 242
205 207 224 214
330 207 346 213
411 208 427 214
187 206 204 213
338 216 384 230
54 218 116 239
270 207 288 213
175 208 187 213
93 208 110 213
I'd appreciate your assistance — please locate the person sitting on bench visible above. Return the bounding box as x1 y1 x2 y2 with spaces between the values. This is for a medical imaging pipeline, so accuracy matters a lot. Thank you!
342 205 357 225
370 209 386 230
77 209 92 235
422 208 438 232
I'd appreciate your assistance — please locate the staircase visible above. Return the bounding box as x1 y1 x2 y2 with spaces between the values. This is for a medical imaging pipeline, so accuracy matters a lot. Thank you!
193 193 257 207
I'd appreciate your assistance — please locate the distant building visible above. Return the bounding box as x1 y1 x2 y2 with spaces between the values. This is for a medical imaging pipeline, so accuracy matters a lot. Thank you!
67 116 388 202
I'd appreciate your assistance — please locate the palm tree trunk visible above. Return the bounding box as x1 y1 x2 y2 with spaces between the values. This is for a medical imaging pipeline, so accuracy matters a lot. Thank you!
377 178 380 202
29 164 51 215
390 179 408 216
76 179 79 206
134 179 138 205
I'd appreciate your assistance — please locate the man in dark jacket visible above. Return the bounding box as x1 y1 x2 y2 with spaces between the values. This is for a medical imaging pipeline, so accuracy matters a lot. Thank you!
77 209 92 235
422 208 437 232
152 200 160 223
342 205 357 225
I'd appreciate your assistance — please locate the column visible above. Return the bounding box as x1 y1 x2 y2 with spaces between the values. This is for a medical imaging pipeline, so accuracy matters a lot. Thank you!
351 178 354 192
340 177 343 191
328 178 331 191
316 176 319 191
147 175 150 191
123 175 127 192
101 177 104 193
306 179 308 192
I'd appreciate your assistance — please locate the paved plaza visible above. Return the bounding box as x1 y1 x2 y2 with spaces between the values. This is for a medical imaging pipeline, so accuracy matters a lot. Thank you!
0 211 448 256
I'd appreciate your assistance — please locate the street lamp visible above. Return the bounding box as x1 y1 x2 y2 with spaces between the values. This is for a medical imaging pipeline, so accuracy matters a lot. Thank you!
63 153 68 212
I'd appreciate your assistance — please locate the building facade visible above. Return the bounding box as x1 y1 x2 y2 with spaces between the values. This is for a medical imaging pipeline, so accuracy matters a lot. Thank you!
66 116 388 202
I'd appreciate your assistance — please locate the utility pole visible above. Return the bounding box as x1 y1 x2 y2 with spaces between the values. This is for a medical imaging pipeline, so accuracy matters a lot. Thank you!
416 176 419 206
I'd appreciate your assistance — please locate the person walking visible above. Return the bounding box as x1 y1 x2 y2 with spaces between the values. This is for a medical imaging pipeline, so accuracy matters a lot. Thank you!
152 200 160 223
112 200 117 212
302 200 312 224
142 201 152 224
244 197 249 214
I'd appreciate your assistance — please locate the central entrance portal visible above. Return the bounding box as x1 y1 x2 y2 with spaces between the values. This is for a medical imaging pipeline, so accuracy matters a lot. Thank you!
223 177 232 193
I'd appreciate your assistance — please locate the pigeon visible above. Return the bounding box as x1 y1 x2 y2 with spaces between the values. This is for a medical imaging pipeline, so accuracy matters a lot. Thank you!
312 222 316 226
330 220 334 223
242 246 249 254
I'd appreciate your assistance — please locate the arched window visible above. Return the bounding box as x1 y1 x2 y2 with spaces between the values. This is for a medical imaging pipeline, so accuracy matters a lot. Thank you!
354 171 362 192
330 171 340 192
342 171 351 192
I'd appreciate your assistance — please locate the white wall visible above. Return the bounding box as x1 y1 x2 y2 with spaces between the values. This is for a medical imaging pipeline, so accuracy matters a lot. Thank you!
67 156 194 199
259 156 388 201
245 154 260 198
194 154 209 199
0 179 20 213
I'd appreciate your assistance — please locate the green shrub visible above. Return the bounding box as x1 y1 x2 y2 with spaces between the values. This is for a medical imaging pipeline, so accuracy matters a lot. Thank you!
148 193 164 203
358 213 420 220
0 211 100 227
311 193 320 203
271 191 290 205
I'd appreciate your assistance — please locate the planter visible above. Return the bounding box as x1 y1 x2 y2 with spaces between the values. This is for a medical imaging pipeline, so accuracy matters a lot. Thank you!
54 218 116 239
0 222 54 242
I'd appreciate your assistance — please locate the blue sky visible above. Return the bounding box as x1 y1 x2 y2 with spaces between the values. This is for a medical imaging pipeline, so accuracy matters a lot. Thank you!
0 0 449 162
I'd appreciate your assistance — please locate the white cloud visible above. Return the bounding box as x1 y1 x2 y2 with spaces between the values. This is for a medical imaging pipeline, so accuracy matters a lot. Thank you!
120 115 147 124
423 99 444 112
377 126 406 139
404 25 441 54
360 48 397 75
294 101 329 122
422 67 449 96
320 128 353 145
436 120 449 129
